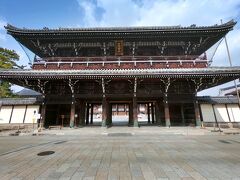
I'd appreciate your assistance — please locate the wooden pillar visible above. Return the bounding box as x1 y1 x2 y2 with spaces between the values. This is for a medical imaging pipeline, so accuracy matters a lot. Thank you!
86 103 89 125
147 103 151 123
108 103 112 125
79 101 86 126
151 102 155 124
70 103 75 128
90 104 94 124
129 102 133 125
155 101 161 125
56 105 60 125
116 104 118 115
164 94 171 127
181 104 185 126
102 98 107 127
133 97 139 127
40 103 46 128
194 100 201 126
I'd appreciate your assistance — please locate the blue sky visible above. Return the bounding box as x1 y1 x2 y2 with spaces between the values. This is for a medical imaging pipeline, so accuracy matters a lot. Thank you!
0 0 240 95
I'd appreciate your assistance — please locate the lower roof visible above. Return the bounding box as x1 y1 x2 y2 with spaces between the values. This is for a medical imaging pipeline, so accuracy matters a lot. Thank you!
0 67 240 79
1 96 239 105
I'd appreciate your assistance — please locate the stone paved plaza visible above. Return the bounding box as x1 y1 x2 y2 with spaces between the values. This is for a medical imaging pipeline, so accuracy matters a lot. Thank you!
0 127 240 180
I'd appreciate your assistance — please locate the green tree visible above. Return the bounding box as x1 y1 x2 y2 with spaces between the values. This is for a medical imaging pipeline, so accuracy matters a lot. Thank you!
0 47 20 98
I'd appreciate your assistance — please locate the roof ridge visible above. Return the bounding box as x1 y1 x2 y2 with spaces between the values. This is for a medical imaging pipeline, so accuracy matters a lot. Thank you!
4 20 236 32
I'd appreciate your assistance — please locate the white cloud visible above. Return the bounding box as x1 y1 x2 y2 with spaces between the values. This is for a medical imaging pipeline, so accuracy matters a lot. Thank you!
77 0 240 27
77 0 240 95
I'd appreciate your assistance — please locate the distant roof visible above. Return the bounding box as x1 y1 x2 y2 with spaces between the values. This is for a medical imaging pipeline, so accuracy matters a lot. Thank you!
220 83 240 91
0 98 40 105
198 96 239 104
16 88 41 96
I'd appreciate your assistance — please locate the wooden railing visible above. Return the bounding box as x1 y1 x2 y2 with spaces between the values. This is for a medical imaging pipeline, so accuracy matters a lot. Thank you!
35 55 206 62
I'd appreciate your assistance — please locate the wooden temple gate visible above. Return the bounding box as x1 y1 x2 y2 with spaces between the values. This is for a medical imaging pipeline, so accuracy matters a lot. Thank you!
1 21 240 128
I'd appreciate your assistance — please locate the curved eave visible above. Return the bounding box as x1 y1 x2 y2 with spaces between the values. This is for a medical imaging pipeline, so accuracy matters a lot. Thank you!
4 20 236 36
0 67 240 79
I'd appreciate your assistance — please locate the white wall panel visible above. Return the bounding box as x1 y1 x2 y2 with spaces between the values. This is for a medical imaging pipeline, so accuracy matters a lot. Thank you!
24 105 40 123
11 106 26 123
227 104 240 122
200 104 215 122
0 106 13 124
214 105 230 122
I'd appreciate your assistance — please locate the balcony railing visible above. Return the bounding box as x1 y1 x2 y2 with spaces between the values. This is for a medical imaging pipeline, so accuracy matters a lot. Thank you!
35 55 206 62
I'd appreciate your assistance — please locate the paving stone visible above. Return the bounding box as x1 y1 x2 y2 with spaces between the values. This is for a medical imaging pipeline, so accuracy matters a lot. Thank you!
0 127 240 179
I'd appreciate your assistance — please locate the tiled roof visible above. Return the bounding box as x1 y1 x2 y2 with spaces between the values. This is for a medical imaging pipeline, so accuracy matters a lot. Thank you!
0 98 40 105
0 67 240 79
198 96 239 104
5 20 236 33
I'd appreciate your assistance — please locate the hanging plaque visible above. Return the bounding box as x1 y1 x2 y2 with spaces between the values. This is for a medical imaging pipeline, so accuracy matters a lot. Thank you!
115 40 124 56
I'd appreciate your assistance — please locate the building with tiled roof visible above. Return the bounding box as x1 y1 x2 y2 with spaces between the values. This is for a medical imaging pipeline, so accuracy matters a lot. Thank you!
0 20 240 128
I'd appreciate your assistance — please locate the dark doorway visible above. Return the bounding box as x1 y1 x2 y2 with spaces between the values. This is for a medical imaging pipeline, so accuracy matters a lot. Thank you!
45 104 70 127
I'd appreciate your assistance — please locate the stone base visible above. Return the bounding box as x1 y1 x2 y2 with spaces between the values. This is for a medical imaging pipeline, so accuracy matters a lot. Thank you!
133 121 139 128
165 119 171 127
196 119 201 127
101 120 106 127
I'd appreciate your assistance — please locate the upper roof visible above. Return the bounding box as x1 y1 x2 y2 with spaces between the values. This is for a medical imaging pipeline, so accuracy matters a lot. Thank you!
5 20 236 33
4 20 236 58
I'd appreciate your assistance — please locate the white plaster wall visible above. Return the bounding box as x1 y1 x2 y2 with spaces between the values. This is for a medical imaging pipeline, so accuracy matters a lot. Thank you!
227 104 240 122
24 105 40 123
0 106 13 124
214 105 230 122
10 106 26 123
200 104 215 122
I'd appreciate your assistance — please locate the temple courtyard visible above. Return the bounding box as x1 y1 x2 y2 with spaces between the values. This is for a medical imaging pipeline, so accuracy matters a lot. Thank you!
0 127 240 180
